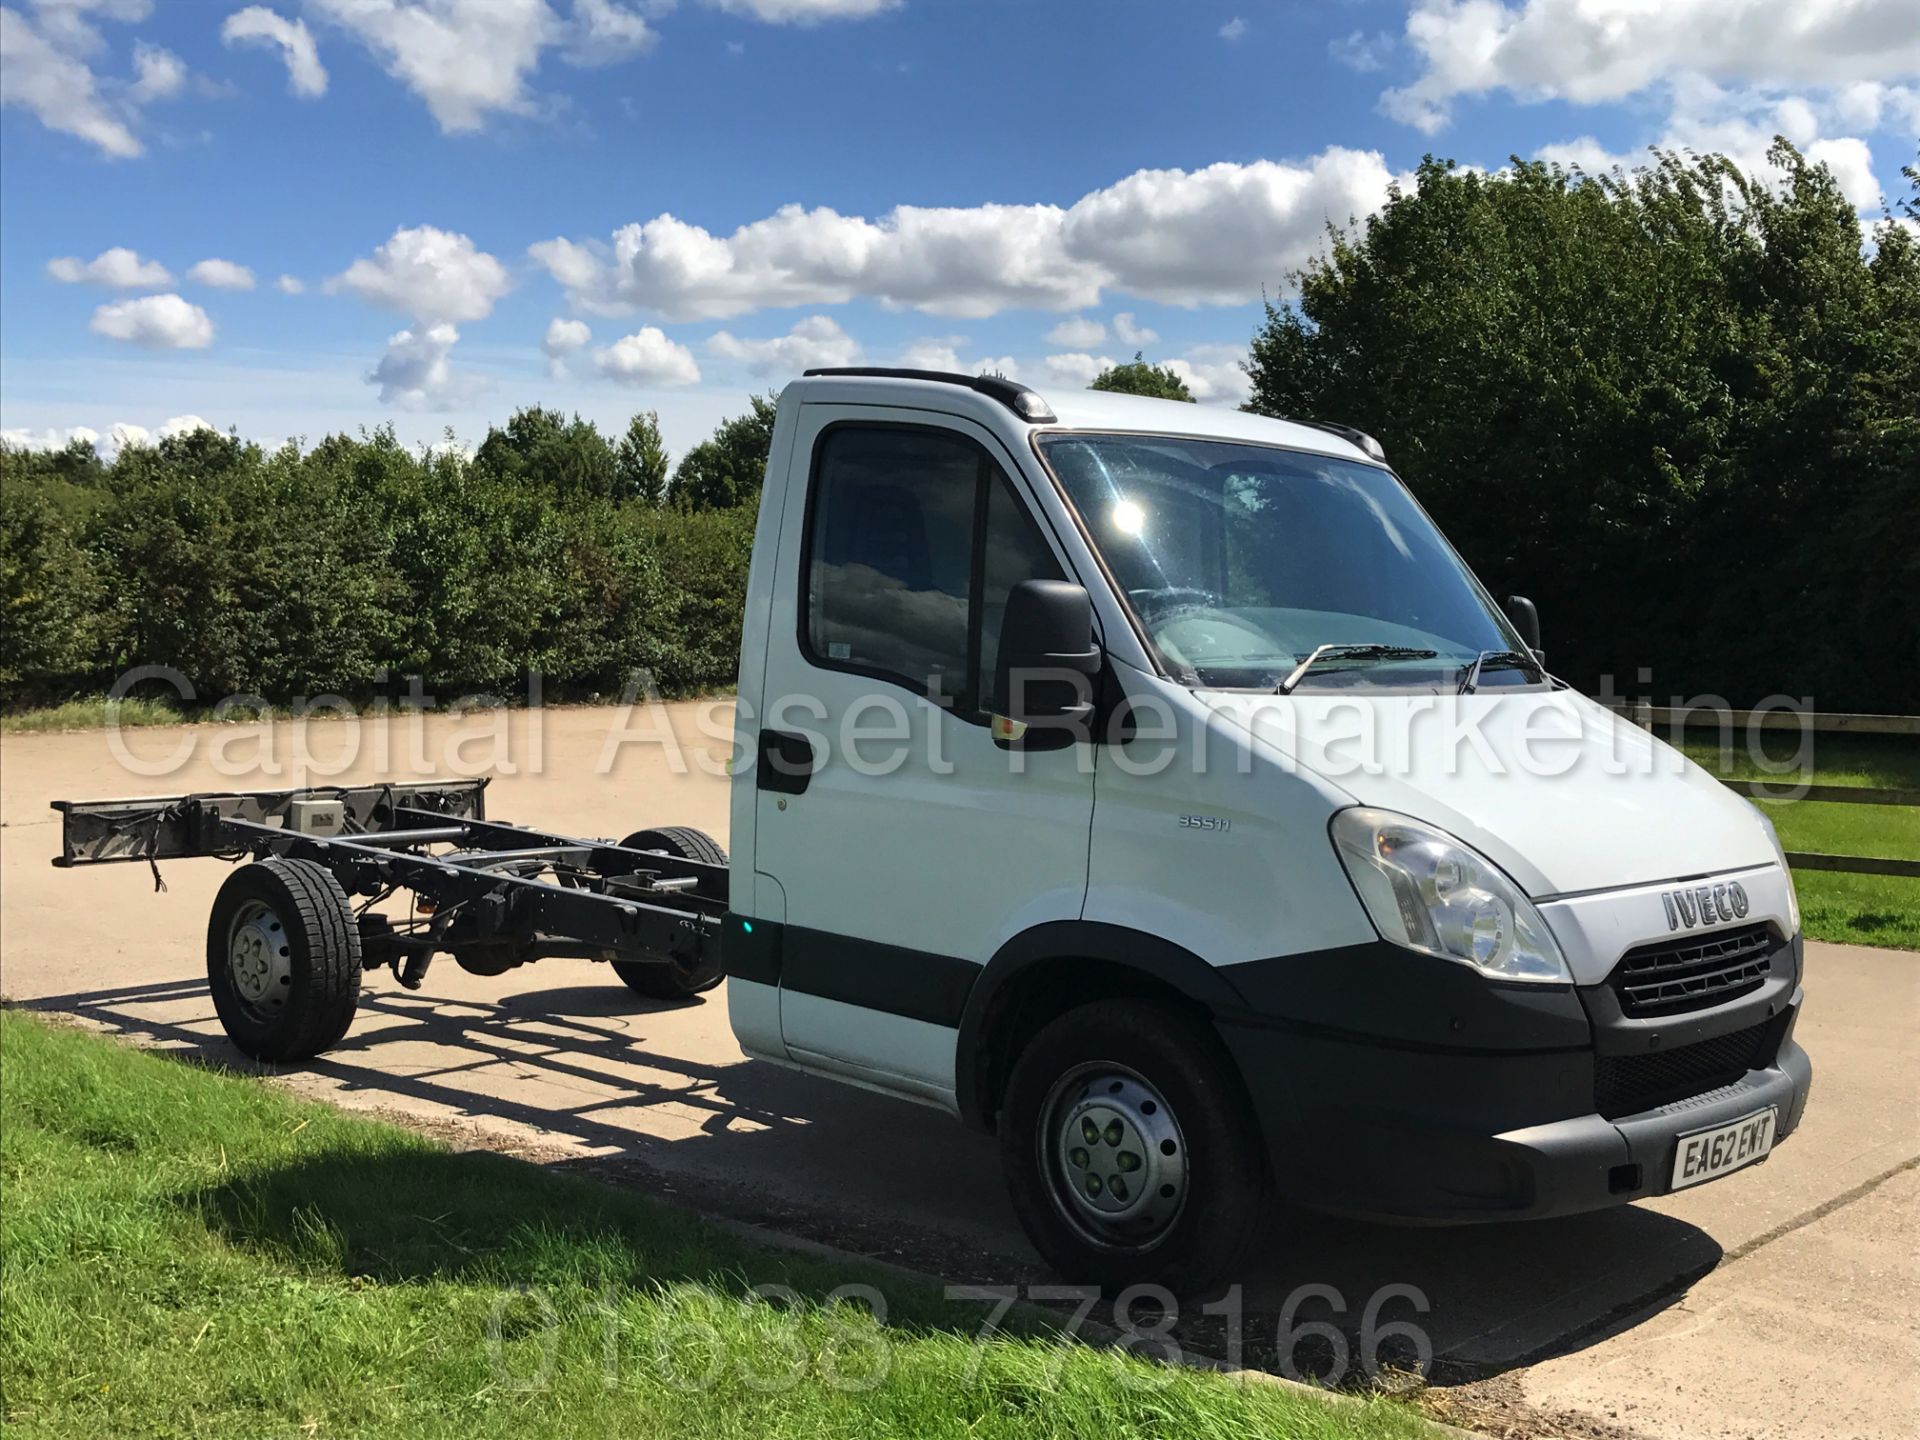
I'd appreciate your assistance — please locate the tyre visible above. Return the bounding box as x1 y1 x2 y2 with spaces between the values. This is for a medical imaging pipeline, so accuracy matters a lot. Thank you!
999 998 1268 1293
207 857 361 1062
608 827 727 1000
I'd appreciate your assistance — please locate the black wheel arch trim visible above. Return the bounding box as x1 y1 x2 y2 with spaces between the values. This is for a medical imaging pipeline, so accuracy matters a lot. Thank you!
955 920 1249 1129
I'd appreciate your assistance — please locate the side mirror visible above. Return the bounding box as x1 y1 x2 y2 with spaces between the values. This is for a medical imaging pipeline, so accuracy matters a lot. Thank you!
1505 594 1542 657
994 579 1099 746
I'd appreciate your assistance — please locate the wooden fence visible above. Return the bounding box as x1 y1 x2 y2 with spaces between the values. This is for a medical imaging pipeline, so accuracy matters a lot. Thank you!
1616 704 1920 880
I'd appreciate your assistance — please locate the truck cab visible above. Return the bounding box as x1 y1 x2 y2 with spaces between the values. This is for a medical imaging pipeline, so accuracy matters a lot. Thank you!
722 368 1811 1288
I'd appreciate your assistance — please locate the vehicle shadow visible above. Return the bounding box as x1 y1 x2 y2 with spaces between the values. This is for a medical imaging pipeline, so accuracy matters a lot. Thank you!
22 974 1720 1379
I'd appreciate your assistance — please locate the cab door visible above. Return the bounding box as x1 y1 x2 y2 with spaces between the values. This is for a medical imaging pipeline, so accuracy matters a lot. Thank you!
751 405 1093 1106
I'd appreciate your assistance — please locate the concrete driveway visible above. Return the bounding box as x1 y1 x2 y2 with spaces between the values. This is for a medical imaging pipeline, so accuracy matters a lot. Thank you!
3 703 1914 1439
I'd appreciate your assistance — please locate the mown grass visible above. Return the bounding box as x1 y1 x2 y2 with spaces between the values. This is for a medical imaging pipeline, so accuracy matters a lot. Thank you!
1755 799 1920 948
0 1012 1428 1440
1750 798 1920 863
1674 731 1920 791
1674 731 1920 952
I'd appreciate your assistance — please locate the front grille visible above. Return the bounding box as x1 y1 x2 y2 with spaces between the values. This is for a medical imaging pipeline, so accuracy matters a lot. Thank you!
1610 923 1775 1017
1594 1016 1784 1119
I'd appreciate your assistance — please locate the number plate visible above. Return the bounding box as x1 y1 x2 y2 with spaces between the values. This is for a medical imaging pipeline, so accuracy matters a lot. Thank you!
1670 1107 1777 1190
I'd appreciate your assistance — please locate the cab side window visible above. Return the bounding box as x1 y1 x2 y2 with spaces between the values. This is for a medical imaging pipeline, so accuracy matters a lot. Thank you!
978 468 1064 709
805 424 1063 716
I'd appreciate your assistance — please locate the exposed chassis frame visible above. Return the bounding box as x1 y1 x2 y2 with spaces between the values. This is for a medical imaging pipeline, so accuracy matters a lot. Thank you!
51 779 725 983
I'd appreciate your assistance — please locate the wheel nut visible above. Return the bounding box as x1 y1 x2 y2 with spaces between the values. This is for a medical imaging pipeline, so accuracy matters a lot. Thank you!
1116 1151 1141 1172
1069 1147 1089 1169
1110 1177 1129 1201
1103 1120 1124 1146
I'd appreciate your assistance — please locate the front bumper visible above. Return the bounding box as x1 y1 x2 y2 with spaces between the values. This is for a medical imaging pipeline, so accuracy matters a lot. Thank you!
1215 936 1812 1222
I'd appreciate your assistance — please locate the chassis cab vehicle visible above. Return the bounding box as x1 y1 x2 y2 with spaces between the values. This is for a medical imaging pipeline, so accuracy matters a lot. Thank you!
51 368 1812 1290
721 369 1810 1285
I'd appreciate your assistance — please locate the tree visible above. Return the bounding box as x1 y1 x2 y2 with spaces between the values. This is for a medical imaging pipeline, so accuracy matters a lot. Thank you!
473 406 616 499
672 393 779 511
1242 143 1920 713
1089 353 1195 402
614 411 670 506
0 462 116 692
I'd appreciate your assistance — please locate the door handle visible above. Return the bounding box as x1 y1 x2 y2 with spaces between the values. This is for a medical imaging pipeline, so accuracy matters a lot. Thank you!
757 728 815 795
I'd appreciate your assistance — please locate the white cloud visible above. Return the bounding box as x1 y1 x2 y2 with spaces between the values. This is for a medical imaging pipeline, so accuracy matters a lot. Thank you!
307 0 554 132
221 6 328 97
330 225 512 323
128 40 185 100
892 337 1019 378
896 337 966 372
1384 0 1920 134
1166 345 1251 406
368 322 481 409
2 423 101 451
187 257 256 290
541 315 591 376
89 293 215 348
2 411 223 459
1218 17 1246 43
1112 312 1157 346
21 0 152 56
276 273 305 294
1537 78 1892 212
1041 352 1117 388
105 420 149 452
0 3 142 157
1041 346 1248 403
308 0 663 132
543 315 591 352
47 245 171 287
562 0 656 63
707 314 860 375
593 327 702 386
1330 29 1392 74
534 199 1102 320
1045 315 1105 347
534 146 1401 320
704 0 899 22
1060 149 1401 306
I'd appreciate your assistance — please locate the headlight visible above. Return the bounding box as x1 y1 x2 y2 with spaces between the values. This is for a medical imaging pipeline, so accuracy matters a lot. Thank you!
1330 807 1570 983
1752 805 1801 934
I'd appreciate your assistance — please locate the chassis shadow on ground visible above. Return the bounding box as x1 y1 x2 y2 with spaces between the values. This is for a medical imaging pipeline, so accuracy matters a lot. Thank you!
21 974 1720 1384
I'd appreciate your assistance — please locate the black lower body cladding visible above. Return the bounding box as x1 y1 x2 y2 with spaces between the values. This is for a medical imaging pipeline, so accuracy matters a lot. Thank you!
1213 935 1811 1221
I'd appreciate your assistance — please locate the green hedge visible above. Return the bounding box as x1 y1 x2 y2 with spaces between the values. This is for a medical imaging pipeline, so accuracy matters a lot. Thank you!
0 423 756 707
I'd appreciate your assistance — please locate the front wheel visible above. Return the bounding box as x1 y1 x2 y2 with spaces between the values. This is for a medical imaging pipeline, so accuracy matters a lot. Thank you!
1000 999 1268 1293
207 857 362 1062
609 826 726 1000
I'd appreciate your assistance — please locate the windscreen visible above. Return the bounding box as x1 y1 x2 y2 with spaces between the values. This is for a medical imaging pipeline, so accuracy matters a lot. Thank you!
1038 433 1531 692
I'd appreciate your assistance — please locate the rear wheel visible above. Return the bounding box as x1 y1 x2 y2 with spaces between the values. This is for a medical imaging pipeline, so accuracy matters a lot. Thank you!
207 858 361 1062
999 998 1267 1292
609 827 726 1000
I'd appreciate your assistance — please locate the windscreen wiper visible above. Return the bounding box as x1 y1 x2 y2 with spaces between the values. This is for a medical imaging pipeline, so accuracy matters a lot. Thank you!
1275 643 1439 695
1457 649 1546 694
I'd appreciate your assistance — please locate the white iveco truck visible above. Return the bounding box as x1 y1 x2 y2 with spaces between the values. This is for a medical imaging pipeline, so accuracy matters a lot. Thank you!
56 368 1812 1288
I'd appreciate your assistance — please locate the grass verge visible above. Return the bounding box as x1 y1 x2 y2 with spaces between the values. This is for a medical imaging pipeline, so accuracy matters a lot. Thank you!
1678 731 1920 952
0 1012 1429 1440
1 695 191 733
1674 732 1920 791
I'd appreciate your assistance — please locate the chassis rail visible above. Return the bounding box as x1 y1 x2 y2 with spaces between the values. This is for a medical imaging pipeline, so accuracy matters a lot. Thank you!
51 779 725 980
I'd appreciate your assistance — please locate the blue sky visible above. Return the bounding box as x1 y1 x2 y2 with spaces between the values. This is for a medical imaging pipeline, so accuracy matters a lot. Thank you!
3 0 1916 458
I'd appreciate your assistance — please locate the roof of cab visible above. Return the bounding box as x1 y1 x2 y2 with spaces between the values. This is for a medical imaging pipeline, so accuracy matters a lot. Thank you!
789 368 1379 466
